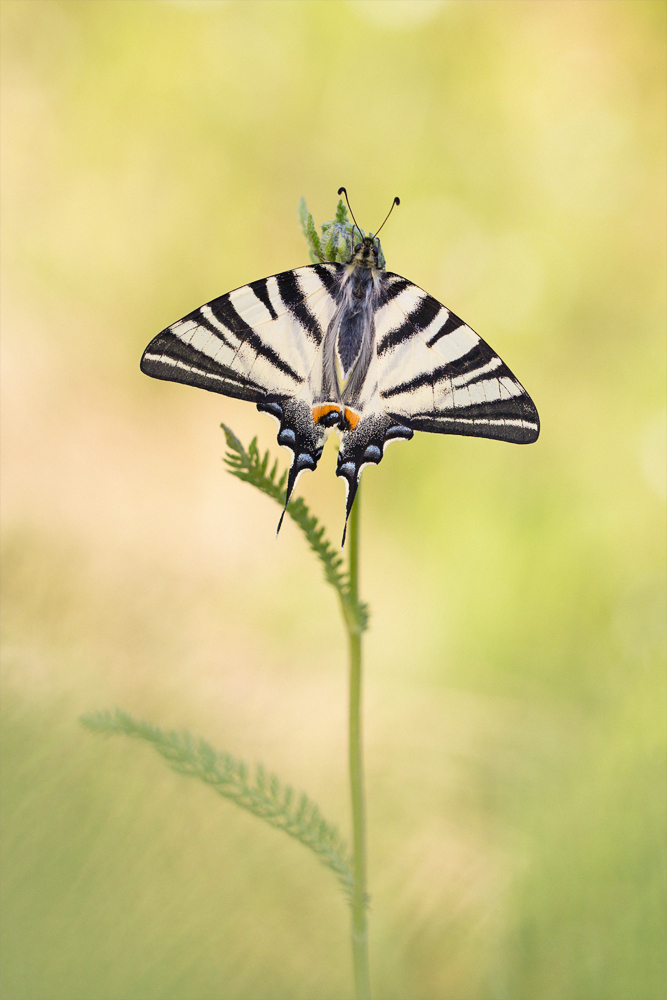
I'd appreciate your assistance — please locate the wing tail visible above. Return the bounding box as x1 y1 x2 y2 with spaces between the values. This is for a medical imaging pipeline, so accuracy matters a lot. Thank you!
257 400 327 536
336 417 413 546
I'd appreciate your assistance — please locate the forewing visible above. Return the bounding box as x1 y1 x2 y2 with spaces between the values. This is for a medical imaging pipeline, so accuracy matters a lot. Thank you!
375 274 540 444
141 264 341 403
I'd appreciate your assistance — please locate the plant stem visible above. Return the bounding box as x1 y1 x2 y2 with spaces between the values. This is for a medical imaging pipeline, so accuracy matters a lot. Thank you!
347 489 371 1000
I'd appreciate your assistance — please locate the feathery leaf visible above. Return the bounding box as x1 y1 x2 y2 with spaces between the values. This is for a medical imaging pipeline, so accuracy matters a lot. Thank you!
221 424 369 634
81 709 353 893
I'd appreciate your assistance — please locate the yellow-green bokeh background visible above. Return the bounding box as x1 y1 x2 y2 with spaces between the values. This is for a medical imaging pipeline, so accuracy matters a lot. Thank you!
2 2 665 998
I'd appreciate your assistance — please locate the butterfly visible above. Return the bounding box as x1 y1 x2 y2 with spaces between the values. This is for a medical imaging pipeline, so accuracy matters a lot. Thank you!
141 189 539 543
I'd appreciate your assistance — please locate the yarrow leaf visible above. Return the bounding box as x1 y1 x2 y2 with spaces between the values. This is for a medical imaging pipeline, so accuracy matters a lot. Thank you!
81 708 353 893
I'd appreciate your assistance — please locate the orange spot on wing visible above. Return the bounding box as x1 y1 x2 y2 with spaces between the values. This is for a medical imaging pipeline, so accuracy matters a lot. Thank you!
344 408 361 430
313 403 341 424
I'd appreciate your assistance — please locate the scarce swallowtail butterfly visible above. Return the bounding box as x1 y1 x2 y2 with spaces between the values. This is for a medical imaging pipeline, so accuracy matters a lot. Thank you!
141 189 539 543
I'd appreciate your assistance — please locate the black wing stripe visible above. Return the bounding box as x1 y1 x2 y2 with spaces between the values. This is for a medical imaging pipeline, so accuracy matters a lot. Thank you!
426 310 465 348
380 275 412 302
458 359 513 388
276 271 324 345
401 398 540 444
406 295 442 331
405 397 535 422
206 297 303 380
141 334 268 401
377 295 442 356
312 263 339 292
380 342 498 398
242 327 303 380
184 307 237 350
249 278 278 321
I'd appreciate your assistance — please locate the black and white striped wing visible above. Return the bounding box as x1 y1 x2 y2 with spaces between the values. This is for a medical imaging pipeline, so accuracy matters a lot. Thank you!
142 262 347 515
141 264 340 404
375 275 540 444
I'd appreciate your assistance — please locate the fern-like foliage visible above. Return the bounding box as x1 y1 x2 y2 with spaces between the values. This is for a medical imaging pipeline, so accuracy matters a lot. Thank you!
298 195 386 269
82 709 354 893
222 423 369 635
298 196 327 263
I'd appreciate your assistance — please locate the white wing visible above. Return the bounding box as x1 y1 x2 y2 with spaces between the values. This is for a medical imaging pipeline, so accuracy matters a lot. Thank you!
142 263 348 520
141 264 341 403
375 274 540 444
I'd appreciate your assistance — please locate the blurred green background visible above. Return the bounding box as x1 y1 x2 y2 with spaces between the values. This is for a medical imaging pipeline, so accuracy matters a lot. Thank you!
1 2 665 998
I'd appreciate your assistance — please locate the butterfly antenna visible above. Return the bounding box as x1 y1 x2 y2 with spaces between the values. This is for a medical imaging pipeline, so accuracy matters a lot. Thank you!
337 186 362 239
373 196 400 239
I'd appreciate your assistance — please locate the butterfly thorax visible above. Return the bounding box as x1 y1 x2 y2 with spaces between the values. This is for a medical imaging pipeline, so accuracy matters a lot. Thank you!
320 237 384 403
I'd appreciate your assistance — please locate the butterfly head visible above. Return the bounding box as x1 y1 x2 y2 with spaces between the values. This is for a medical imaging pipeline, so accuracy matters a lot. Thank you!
350 235 381 270
337 188 400 273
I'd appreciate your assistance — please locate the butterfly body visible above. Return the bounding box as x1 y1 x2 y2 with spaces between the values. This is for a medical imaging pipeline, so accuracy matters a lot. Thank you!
142 223 539 538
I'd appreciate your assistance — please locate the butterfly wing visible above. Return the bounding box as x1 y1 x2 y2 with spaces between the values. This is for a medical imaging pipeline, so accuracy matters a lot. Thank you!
143 261 539 542
141 264 342 402
333 274 539 535
375 274 540 443
142 263 343 508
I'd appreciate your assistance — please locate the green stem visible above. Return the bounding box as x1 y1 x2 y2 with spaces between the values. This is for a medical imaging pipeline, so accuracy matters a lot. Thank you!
347 490 370 1000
